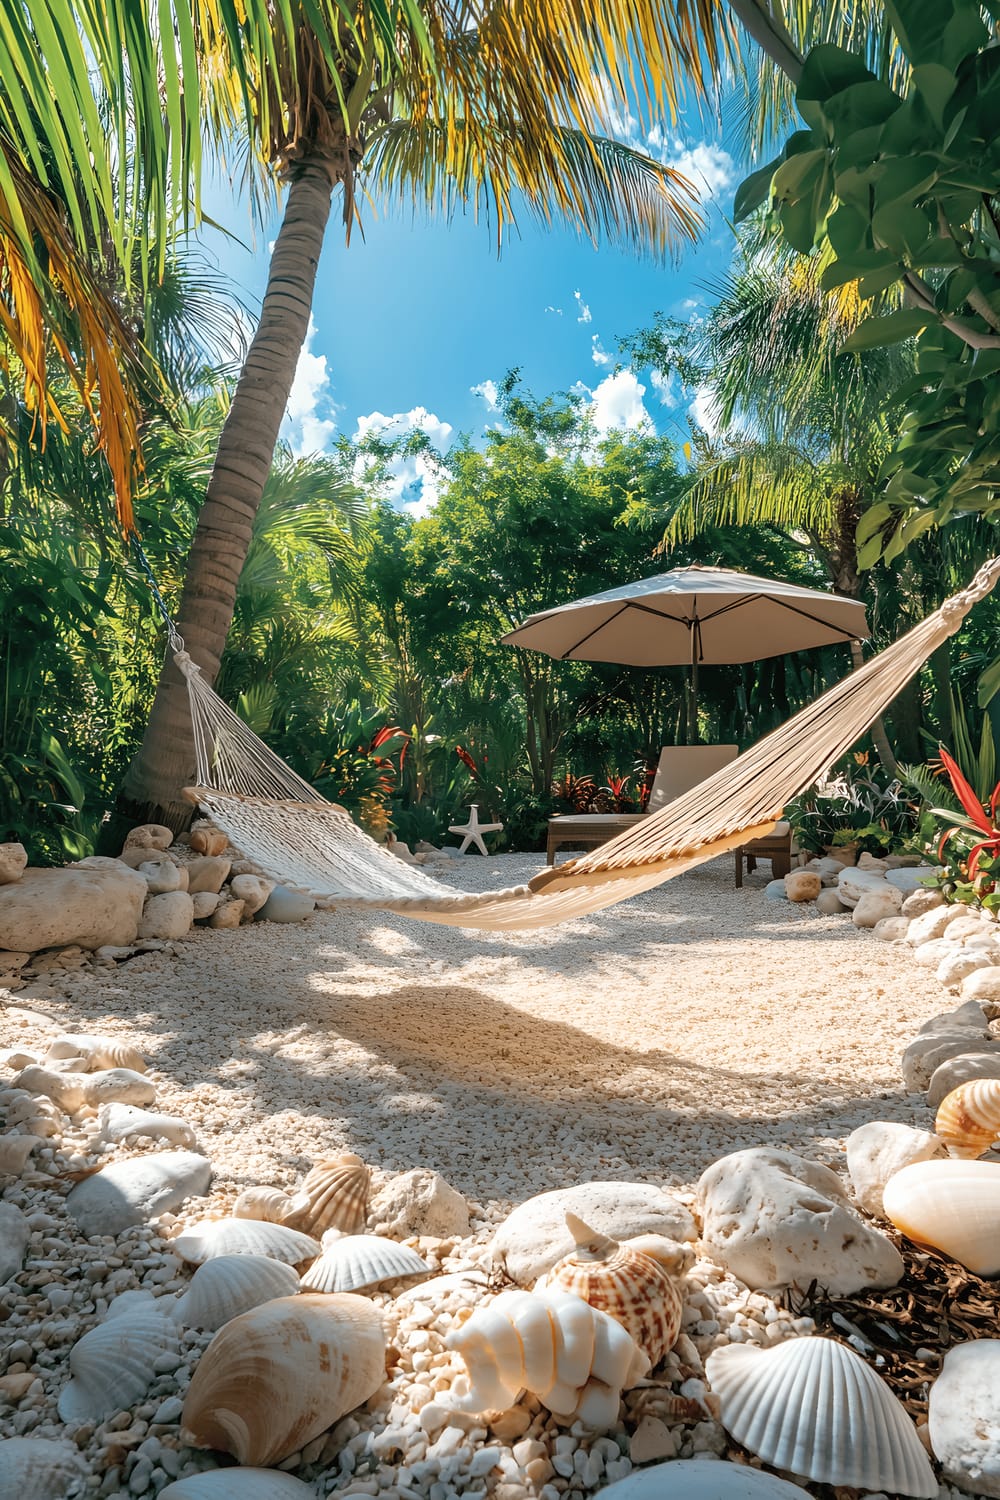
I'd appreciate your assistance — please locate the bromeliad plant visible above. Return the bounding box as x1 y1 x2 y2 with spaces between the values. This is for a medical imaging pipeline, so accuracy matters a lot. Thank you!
788 754 919 856
927 747 1000 910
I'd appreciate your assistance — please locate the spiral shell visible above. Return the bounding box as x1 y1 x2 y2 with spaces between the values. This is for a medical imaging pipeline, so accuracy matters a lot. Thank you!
447 1286 649 1429
300 1234 428 1294
173 1218 320 1267
935 1078 1000 1158
233 1186 301 1224
291 1154 370 1235
546 1213 683 1367
180 1293 386 1466
58 1293 179 1422
175 1255 300 1330
46 1034 147 1073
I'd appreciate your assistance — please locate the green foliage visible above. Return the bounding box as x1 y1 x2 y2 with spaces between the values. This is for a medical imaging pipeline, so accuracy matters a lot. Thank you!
737 0 1000 564
787 755 921 854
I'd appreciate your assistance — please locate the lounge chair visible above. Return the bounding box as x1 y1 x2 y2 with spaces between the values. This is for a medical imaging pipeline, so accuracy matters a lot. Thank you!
734 823 794 886
546 745 739 865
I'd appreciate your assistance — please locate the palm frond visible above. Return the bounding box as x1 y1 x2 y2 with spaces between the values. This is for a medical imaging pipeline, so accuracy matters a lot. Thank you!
663 437 838 547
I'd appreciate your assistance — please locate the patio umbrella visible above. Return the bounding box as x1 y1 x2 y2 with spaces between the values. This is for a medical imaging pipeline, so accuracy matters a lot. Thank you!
500 565 869 742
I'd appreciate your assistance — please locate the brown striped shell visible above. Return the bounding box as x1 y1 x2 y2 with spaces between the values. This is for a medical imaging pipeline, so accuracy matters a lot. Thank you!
546 1212 684 1367
289 1155 370 1236
935 1078 1000 1158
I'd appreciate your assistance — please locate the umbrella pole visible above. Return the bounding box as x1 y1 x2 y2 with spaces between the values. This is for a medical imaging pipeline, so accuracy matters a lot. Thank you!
687 622 700 744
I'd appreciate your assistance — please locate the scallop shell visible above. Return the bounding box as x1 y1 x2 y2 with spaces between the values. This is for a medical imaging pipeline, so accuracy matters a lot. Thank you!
599 1458 812 1498
291 1154 370 1235
705 1337 937 1497
233 1186 300 1224
0 1437 88 1499
58 1293 179 1422
447 1285 649 1429
882 1158 1000 1274
46 1034 147 1072
175 1255 300 1330
172 1218 320 1267
300 1234 428 1294
180 1293 386 1466
95 1103 196 1149
935 1078 1000 1158
546 1213 683 1367
160 1474 315 1499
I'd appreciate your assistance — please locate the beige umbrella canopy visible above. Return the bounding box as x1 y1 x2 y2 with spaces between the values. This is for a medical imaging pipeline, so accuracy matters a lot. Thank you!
501 565 869 741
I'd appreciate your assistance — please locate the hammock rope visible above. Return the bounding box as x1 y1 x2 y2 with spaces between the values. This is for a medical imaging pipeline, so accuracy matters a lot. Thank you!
170 555 1000 931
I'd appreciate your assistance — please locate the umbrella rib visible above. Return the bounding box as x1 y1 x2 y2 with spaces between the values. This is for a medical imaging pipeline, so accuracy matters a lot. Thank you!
764 596 867 640
558 600 692 659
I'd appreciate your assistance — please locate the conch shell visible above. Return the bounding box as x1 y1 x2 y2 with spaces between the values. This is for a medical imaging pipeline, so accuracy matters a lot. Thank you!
180 1293 386 1466
289 1154 369 1236
545 1213 684 1367
935 1078 1000 1158
447 1286 648 1429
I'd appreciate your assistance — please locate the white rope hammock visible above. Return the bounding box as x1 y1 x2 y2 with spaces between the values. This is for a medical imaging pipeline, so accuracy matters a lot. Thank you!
177 557 1000 931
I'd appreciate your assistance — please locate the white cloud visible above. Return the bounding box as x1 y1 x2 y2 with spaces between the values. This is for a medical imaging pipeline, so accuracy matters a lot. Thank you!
650 369 680 407
688 384 722 439
587 370 655 438
353 406 453 517
574 290 592 324
281 314 338 456
591 335 612 368
471 378 499 410
665 141 736 201
544 304 563 316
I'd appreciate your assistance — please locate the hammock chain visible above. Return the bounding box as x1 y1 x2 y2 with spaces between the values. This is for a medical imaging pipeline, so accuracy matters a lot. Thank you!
131 536 185 656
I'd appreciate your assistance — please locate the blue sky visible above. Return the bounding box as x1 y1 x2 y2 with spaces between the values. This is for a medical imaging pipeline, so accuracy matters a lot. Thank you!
202 105 750 513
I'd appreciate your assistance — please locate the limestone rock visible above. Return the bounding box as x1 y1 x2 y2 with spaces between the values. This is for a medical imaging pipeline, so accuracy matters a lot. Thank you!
928 1053 1000 1108
369 1167 471 1241
229 874 273 915
209 898 244 929
872 915 909 942
696 1146 903 1294
902 1032 1000 1092
929 1340 1000 1496
917 1000 989 1036
764 880 787 900
885 866 934 892
804 856 848 886
0 1202 29 1282
837 866 891 909
191 891 219 920
857 851 888 871
258 885 315 923
815 888 849 915
82 1068 156 1107
186 856 232 894
189 822 229 857
845 1121 947 1217
784 870 821 902
491 1181 697 1286
0 859 146 952
0 949 29 975
118 844 178 870
962 967 1000 1004
11 1064 86 1113
907 904 969 946
629 1415 677 1464
937 950 996 991
912 938 963 969
852 886 903 928
122 824 174 852
138 855 184 895
66 1150 212 1236
0 843 27 885
902 887 944 918
137 891 194 940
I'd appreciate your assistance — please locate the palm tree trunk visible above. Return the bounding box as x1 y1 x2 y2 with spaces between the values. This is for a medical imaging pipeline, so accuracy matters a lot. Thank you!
118 158 337 831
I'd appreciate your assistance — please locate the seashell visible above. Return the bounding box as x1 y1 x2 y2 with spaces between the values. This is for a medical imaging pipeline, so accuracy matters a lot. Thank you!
290 1153 370 1235
447 1285 649 1429
58 1293 179 1422
882 1158 1000 1274
11 1064 85 1113
935 1078 1000 1158
623 1233 696 1278
0 1134 39 1175
159 1473 315 1499
175 1255 300 1330
94 1102 196 1149
46 1034 147 1073
599 1458 811 1498
180 1293 385 1466
0 1437 88 1499
173 1218 320 1267
300 1233 428 1294
233 1186 300 1224
705 1337 937 1497
545 1213 683 1367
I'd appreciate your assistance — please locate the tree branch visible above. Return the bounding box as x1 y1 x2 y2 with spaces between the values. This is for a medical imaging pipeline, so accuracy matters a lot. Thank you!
723 0 805 84
903 271 1000 349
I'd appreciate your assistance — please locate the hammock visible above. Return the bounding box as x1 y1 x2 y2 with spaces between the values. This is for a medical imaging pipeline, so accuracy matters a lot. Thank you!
176 557 1000 931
